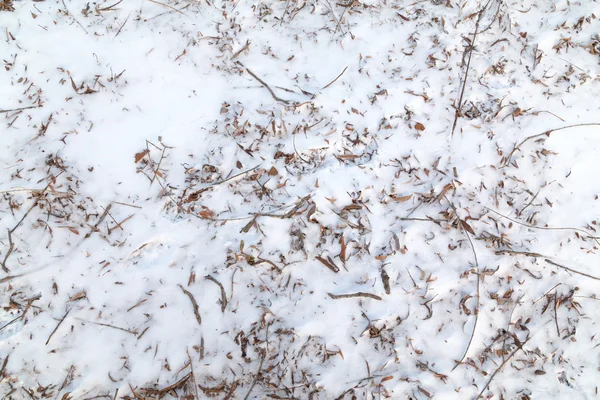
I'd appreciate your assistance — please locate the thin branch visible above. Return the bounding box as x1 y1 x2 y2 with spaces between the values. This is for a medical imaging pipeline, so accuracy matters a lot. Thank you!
321 66 348 91
0 105 41 114
1 230 14 273
243 354 265 400
75 318 138 335
445 196 480 371
147 0 186 15
46 310 70 345
476 336 531 399
187 348 200 400
503 122 600 166
179 284 202 325
545 259 600 281
242 65 290 105
495 249 545 258
211 164 262 187
96 0 123 12
451 0 491 136
205 275 227 313
114 14 129 38
328 292 382 300
61 0 89 34
486 207 599 245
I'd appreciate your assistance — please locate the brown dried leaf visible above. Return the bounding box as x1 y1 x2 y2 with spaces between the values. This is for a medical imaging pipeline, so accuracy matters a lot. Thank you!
340 236 347 264
135 150 149 163
198 208 215 219
415 122 426 131
390 193 412 203
69 291 87 302
460 220 475 235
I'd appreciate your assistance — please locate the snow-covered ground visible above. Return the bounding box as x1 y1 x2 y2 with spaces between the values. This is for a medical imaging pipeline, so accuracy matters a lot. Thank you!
1 0 600 398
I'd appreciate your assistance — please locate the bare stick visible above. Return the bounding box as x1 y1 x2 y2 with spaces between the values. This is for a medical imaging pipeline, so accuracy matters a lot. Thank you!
321 66 348 91
113 201 142 209
503 122 600 166
76 318 138 335
445 196 480 371
243 354 265 400
328 292 382 300
545 259 600 281
0 354 9 379
451 1 491 136
85 203 112 238
476 336 531 399
0 105 41 114
10 179 55 234
279 0 291 24
242 65 290 105
211 164 262 187
452 269 480 371
445 197 479 266
205 275 227 313
96 0 123 12
114 14 129 38
147 0 186 15
553 293 560 337
1 229 14 272
495 249 546 258
46 310 70 345
186 348 200 400
179 284 202 325
486 207 599 244
61 0 89 34
399 217 445 223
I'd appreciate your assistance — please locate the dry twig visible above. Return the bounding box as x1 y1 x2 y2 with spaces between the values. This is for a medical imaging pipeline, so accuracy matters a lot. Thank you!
205 275 227 313
179 284 202 325
328 292 382 300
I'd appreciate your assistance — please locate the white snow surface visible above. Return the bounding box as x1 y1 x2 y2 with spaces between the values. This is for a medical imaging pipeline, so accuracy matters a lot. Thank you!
1 0 600 398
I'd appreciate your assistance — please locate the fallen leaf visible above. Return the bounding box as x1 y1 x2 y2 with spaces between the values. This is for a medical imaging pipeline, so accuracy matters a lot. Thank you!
135 150 149 163
390 193 412 203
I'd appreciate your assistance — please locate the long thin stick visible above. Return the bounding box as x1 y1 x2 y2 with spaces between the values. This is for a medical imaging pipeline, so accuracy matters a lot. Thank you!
179 285 202 325
61 0 89 34
321 66 348 91
46 310 70 345
328 292 382 300
486 207 599 245
503 122 600 166
0 105 41 114
445 196 480 371
205 275 227 313
476 336 531 399
545 259 600 281
451 1 491 136
243 354 265 400
147 0 186 14
1 230 13 272
76 318 138 335
242 66 290 105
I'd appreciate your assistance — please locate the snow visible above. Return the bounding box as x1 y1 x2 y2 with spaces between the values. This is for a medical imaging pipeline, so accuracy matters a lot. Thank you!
1 0 600 398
